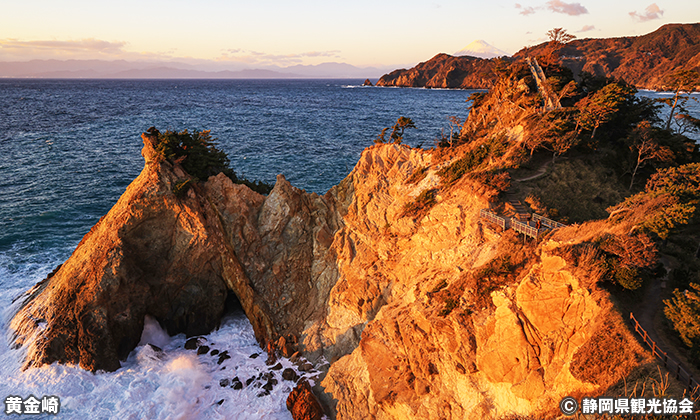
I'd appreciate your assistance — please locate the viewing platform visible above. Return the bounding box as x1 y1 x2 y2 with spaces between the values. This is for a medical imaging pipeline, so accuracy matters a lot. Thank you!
480 205 566 240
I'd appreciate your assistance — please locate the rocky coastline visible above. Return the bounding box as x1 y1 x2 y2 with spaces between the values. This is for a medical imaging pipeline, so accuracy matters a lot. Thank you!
10 124 655 418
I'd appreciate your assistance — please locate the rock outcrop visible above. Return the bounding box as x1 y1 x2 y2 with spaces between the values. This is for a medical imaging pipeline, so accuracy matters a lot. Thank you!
10 134 243 371
287 380 324 420
11 129 651 418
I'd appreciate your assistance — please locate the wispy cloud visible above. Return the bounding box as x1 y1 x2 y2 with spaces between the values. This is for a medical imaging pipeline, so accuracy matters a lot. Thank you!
546 0 588 15
0 38 343 68
217 50 342 66
0 38 182 63
629 3 664 22
516 1 588 16
578 25 596 32
0 38 128 56
515 3 537 15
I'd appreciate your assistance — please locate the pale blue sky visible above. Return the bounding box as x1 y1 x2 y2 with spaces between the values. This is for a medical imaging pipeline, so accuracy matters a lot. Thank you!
0 0 698 68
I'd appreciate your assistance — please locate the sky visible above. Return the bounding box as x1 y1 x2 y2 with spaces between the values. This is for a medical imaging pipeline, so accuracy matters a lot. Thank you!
1 0 699 70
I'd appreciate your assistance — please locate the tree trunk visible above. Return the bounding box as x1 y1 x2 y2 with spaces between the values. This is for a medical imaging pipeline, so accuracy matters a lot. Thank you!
665 89 681 131
629 160 642 190
590 122 599 140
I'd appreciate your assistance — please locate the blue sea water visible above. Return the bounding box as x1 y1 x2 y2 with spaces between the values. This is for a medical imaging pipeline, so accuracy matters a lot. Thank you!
0 79 477 419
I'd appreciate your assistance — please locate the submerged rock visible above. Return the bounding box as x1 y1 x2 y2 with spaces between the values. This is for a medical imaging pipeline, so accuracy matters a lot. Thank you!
184 337 202 350
231 377 243 390
217 353 231 365
282 368 299 382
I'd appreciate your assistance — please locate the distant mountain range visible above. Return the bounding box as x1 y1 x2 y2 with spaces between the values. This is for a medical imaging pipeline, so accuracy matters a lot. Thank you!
377 23 700 90
0 59 391 79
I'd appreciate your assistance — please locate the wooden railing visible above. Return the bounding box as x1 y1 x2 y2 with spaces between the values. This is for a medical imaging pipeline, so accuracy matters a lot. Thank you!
630 312 700 399
480 210 566 240
510 218 542 240
480 209 509 230
532 213 566 229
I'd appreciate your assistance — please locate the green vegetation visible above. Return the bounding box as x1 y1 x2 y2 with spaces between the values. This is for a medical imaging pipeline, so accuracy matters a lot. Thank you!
401 188 438 219
437 144 490 184
154 129 273 195
375 116 416 145
529 160 628 223
608 163 700 240
596 232 658 290
438 297 458 317
664 283 700 365
406 166 428 184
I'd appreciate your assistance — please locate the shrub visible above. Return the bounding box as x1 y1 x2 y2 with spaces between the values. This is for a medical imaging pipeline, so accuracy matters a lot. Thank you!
439 297 458 317
154 129 273 195
406 166 428 184
530 160 628 223
401 188 438 218
467 170 511 195
155 129 233 180
593 232 657 290
438 146 490 184
664 283 700 367
613 265 642 290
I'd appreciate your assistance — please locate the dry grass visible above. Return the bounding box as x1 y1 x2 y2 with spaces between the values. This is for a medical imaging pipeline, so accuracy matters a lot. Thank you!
570 304 651 389
523 159 629 223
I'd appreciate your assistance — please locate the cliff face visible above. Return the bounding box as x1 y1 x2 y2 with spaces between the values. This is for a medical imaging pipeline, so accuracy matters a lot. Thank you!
11 131 649 418
376 53 496 89
315 151 647 418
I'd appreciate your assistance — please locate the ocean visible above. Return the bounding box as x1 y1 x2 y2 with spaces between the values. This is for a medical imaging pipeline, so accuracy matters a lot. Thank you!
0 79 476 419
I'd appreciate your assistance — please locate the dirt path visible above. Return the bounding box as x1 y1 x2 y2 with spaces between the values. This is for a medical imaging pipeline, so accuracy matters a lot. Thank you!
515 161 551 182
629 256 700 383
633 259 667 345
